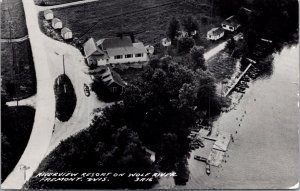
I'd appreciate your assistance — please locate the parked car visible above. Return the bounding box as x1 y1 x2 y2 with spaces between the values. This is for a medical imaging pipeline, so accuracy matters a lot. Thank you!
84 83 90 97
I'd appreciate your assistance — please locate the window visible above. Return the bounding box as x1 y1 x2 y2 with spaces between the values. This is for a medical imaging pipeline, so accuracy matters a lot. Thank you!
110 87 117 93
114 55 123 59
135 53 143 57
125 54 133 58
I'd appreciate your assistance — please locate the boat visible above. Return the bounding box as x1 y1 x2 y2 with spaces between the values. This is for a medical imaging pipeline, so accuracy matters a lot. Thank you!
206 163 211 175
194 155 207 162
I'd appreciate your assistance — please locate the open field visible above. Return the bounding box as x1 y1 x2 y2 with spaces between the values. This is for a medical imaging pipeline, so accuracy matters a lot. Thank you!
46 0 223 45
1 106 35 182
1 0 28 39
34 0 82 6
1 41 37 101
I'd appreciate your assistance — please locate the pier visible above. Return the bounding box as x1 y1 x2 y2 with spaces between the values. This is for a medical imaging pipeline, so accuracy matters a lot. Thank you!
224 63 252 97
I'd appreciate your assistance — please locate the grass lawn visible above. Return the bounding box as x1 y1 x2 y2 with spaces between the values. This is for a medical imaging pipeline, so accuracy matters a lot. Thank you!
207 51 237 83
1 41 37 101
1 106 35 182
54 74 77 122
47 0 223 45
0 0 28 39
34 0 82 6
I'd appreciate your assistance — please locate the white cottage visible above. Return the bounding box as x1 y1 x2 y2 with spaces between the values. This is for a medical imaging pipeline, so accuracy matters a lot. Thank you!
83 36 149 66
207 27 225 40
61 27 72 40
44 9 54 20
52 18 63 29
221 16 240 32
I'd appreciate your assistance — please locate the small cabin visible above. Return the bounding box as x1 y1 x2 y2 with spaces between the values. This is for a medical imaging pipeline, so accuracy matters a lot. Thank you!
207 27 225 40
61 27 72 40
161 38 171 47
221 16 240 32
52 18 63 29
146 45 155 55
44 9 54 20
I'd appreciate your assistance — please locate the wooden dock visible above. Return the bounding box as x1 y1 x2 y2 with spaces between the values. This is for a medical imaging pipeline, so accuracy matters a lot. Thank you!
224 63 252 97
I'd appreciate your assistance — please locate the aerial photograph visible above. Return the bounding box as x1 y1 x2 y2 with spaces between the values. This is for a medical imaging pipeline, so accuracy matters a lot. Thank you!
1 0 299 189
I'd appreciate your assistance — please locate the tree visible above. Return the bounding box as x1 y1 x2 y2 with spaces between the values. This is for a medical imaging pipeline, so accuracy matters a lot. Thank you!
166 17 181 44
226 37 236 52
190 46 206 70
27 105 157 189
177 37 195 54
182 15 199 36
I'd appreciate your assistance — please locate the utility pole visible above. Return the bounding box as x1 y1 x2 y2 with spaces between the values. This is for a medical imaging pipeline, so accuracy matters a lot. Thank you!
63 54 66 76
19 164 30 181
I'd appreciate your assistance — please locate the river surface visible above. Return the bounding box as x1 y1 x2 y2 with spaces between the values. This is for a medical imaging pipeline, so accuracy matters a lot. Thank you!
156 45 299 189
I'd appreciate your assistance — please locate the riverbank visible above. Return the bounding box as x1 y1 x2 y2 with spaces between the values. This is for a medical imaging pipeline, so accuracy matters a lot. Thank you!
157 45 299 189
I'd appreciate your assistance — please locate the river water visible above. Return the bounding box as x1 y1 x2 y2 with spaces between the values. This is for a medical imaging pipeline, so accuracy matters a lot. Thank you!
156 44 299 189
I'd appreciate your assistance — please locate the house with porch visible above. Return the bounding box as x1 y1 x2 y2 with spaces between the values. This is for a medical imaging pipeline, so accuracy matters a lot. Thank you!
83 36 149 67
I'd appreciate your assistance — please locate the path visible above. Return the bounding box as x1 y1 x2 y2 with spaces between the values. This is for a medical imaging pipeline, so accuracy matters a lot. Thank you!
0 35 29 43
36 0 100 11
6 95 36 108
1 0 56 189
204 41 227 60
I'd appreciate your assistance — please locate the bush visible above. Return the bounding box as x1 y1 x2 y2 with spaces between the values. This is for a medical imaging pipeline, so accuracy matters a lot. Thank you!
54 75 76 122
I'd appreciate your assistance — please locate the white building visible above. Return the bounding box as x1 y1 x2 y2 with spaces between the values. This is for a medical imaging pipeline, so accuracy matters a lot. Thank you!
207 27 225 40
61 27 72 40
221 15 240 32
83 36 149 66
44 9 54 20
52 18 63 29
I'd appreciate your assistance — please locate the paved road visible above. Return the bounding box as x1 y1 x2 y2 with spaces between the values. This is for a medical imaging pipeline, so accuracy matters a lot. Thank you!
2 0 110 188
36 0 99 11
0 35 29 43
1 0 56 189
6 95 36 108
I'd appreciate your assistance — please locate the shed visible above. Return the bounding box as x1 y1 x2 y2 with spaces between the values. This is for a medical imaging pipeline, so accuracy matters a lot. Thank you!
207 27 225 40
221 15 240 32
161 38 171 47
61 27 72 40
52 18 63 29
44 9 54 20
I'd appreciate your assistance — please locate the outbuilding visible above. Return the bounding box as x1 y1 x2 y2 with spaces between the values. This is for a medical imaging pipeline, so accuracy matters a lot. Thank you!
207 27 225 40
44 9 54 20
61 27 72 40
221 15 240 32
52 18 63 29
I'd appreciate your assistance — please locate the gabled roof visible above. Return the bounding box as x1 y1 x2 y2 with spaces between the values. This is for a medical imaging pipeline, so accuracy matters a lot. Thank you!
106 42 147 57
44 9 53 15
207 27 224 36
52 18 62 24
222 15 240 27
99 67 126 87
83 38 105 57
98 36 132 49
61 27 71 34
